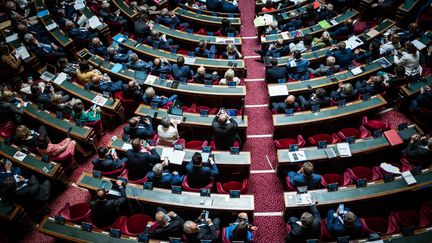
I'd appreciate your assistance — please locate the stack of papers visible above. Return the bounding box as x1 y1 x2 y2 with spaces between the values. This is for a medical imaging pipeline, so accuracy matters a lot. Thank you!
5 34 18 43
253 16 265 27
344 36 364 50
53 72 67 85
337 143 352 157
350 67 363 75
88 16 103 29
145 75 157 85
288 151 306 162
15 46 30 60
296 192 312 204
161 148 185 165
92 95 108 106
402 171 416 186
268 84 288 96
45 22 58 31
411 39 427 51
121 143 133 150
380 162 401 174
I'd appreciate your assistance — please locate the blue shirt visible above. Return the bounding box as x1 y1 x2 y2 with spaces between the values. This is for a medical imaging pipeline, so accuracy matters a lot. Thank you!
287 171 321 189
225 224 253 242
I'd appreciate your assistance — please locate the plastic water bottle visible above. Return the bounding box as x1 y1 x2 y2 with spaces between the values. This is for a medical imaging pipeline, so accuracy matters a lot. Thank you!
28 76 33 83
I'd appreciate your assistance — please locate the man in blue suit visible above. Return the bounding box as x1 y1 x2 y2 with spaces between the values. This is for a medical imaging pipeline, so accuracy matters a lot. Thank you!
142 87 178 108
185 153 219 188
64 20 98 41
287 50 310 81
92 147 126 172
146 162 184 188
86 75 123 94
326 42 353 69
172 56 193 83
287 162 321 189
125 139 160 181
326 207 362 238
123 116 154 141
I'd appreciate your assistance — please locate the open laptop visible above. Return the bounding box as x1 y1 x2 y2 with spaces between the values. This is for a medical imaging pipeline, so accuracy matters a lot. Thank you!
40 64 57 82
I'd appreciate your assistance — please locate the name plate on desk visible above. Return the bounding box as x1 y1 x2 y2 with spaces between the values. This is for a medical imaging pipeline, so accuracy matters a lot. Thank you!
288 151 306 162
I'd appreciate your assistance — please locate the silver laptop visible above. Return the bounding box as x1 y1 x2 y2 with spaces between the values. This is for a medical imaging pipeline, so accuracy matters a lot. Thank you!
40 64 57 82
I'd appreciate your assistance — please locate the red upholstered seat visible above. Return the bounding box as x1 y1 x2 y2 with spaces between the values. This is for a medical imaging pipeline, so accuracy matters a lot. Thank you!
114 91 140 116
320 219 334 241
338 126 371 140
273 135 306 149
100 162 126 178
389 210 420 232
182 175 214 192
360 216 397 235
308 133 340 145
362 116 391 131
320 173 351 187
119 214 153 236
420 201 432 228
58 202 92 223
285 176 296 191
185 140 208 149
344 166 382 182
0 121 16 138
216 178 249 194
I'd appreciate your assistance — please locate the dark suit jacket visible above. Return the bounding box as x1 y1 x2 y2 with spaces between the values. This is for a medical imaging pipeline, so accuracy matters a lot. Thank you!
185 161 219 188
146 171 184 188
123 117 153 140
266 66 288 83
285 205 321 242
144 215 185 240
90 187 127 228
185 220 218 242
172 64 193 82
415 91 432 109
122 83 143 100
206 0 222 11
125 148 160 180
91 156 125 172
211 116 239 150
404 141 432 161
326 209 362 238
308 97 331 109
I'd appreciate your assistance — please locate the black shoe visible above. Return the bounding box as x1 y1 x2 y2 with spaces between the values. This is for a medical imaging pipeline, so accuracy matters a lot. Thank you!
254 49 262 55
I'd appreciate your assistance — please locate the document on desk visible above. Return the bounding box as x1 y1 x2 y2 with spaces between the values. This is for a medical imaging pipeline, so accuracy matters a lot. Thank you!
5 34 18 43
336 142 352 157
92 95 108 106
268 84 288 96
121 143 132 150
15 46 30 60
402 171 416 186
366 29 380 39
350 67 363 76
380 162 401 174
288 151 306 162
53 72 67 85
88 16 103 29
45 22 58 31
170 150 186 165
263 14 274 25
161 148 174 160
296 192 312 204
184 57 196 65
281 32 291 40
411 39 427 51
344 36 363 50
144 75 157 85
13 151 27 161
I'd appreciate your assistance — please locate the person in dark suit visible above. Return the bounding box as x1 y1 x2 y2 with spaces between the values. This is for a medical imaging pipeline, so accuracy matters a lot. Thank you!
285 203 321 242
92 147 126 172
298 88 331 110
123 116 153 141
266 58 288 83
99 2 128 27
31 83 70 110
195 40 217 58
172 56 193 83
211 109 240 150
125 138 161 181
150 57 172 77
122 80 144 100
206 0 222 11
221 0 240 13
329 19 353 38
403 134 432 162
326 207 362 238
146 30 174 51
409 84 432 114
64 20 98 41
185 153 219 188
330 83 358 102
144 207 184 240
272 95 300 114
146 162 184 188
85 75 123 94
127 53 153 71
142 87 178 108
287 162 322 189
255 39 290 58
326 42 353 69
90 180 127 228
355 75 385 96
193 66 215 84
183 212 220 243
106 46 133 63
88 37 108 57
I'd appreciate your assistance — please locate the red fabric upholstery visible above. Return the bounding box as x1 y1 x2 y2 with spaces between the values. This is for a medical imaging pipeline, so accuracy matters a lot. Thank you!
119 214 152 236
338 126 371 140
93 216 122 230
420 201 432 228
320 219 334 241
308 133 340 145
185 140 208 149
216 178 249 194
221 227 230 243
360 216 397 235
285 176 296 191
210 140 239 151
362 116 391 131
320 173 351 187
0 121 15 138
114 91 140 116
182 175 214 192
344 166 382 181
389 210 420 232
58 202 92 223
100 163 126 177
273 135 306 149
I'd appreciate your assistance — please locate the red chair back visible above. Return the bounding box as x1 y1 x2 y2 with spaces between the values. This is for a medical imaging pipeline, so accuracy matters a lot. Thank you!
420 201 432 228
360 217 396 235
320 219 334 241
221 227 231 243
308 133 340 145
121 214 152 236
345 166 382 181
114 91 140 116
185 140 208 149
182 175 214 192
338 126 371 140
100 163 126 177
285 176 296 191
216 178 249 194
362 116 391 131
389 210 420 232
0 121 16 138
58 202 92 223
320 173 348 187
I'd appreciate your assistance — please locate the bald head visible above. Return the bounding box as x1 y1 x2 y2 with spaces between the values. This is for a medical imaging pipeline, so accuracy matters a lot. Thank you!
285 95 295 104
91 75 100 84
276 38 284 46
197 66 206 75
238 212 249 220
154 58 161 66
218 113 228 124
96 189 106 200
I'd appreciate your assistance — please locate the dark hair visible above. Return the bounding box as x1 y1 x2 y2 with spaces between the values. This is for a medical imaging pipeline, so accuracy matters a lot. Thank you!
36 135 49 150
394 66 406 78
131 138 141 151
232 221 249 241
192 152 202 166
315 88 326 98
97 146 109 158
72 102 84 119
0 176 17 203
303 34 313 46
270 57 278 66
293 50 301 60
405 43 417 56
79 61 91 73
30 85 40 95
128 117 139 127
177 56 185 66
0 45 10 55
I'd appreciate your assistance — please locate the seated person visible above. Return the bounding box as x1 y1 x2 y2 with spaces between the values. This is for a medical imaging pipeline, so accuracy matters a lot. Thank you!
281 12 302 31
85 74 123 93
147 30 174 51
326 207 362 238
185 152 219 188
183 212 220 242
122 80 143 100
0 160 21 184
225 212 258 242
127 53 153 71
106 46 133 63
311 31 333 49
90 180 127 228
394 42 421 78
403 134 432 162
92 146 126 172
99 2 128 27
220 19 239 36
288 35 312 53
171 56 193 83
0 90 24 123
212 110 240 150
222 44 243 60
64 20 98 41
355 75 385 95
157 117 180 146
142 87 178 108
272 95 300 113
287 162 321 189
383 66 407 88
134 14 152 36
309 56 340 77
123 116 153 141
71 101 101 125
353 42 380 63
88 37 108 57
206 0 222 11
329 19 353 37
144 208 184 240
76 60 101 84
150 57 172 77
125 138 160 180
219 69 241 85
330 83 358 102
317 3 337 20
285 203 321 242
266 58 288 83
379 34 401 55
409 84 432 114
146 162 184 188
155 8 187 29
31 83 70 110
326 42 353 69
195 40 217 58
265 21 280 35
261 0 276 12
36 134 91 160
193 66 217 84
301 5 317 24
24 33 65 59
10 125 46 151
221 0 240 13
287 50 310 81
255 38 290 57
298 88 331 109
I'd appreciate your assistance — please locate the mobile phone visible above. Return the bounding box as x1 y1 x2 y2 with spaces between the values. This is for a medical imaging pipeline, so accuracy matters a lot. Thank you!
338 203 345 214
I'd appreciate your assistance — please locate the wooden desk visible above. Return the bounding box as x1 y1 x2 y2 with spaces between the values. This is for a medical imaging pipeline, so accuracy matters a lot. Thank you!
178 3 240 17
277 126 418 165
80 7 111 42
401 76 432 97
153 24 242 46
396 0 420 22
255 0 308 14
107 139 251 168
23 102 94 143
273 95 387 128
111 0 138 20
261 9 359 44
0 201 24 222
135 104 248 129
284 168 432 209
173 7 241 28
264 19 396 67
77 172 255 212
37 216 163 242
114 35 246 74
268 56 394 96
0 139 62 178
255 2 309 28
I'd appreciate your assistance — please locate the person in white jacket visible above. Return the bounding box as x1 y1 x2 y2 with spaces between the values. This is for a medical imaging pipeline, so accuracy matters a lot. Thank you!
394 42 422 78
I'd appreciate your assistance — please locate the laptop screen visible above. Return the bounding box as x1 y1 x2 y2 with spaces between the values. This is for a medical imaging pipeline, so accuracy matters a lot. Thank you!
46 64 57 74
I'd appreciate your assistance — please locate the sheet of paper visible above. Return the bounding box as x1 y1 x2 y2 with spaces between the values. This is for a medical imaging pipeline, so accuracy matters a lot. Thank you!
53 72 67 85
330 19 338 25
5 34 18 43
411 39 427 51
145 75 157 85
263 14 274 25
184 57 196 65
281 32 290 39
45 22 58 31
380 162 401 174
268 84 288 96
402 171 416 186
336 142 351 157
170 150 185 165
350 67 363 75
201 152 210 163
318 20 331 29
288 151 306 162
366 29 380 39
215 37 225 43
92 95 108 106
88 16 103 29
253 16 265 27
344 35 364 50
15 46 30 60
13 151 27 161
161 147 174 160
74 3 85 10
77 15 88 26
121 143 133 150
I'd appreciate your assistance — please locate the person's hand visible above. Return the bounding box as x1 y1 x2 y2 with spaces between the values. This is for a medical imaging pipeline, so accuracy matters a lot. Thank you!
172 171 179 175
354 48 360 54
146 221 153 226
167 211 176 217
144 118 151 124
338 82 344 88
162 158 169 166
18 175 26 182
116 180 123 186
250 226 258 231
96 106 101 112
410 134 421 143
206 218 213 225
51 43 58 50
5 161 12 171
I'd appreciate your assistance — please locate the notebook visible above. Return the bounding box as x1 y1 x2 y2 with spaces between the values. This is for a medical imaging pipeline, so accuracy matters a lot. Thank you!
383 129 403 146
